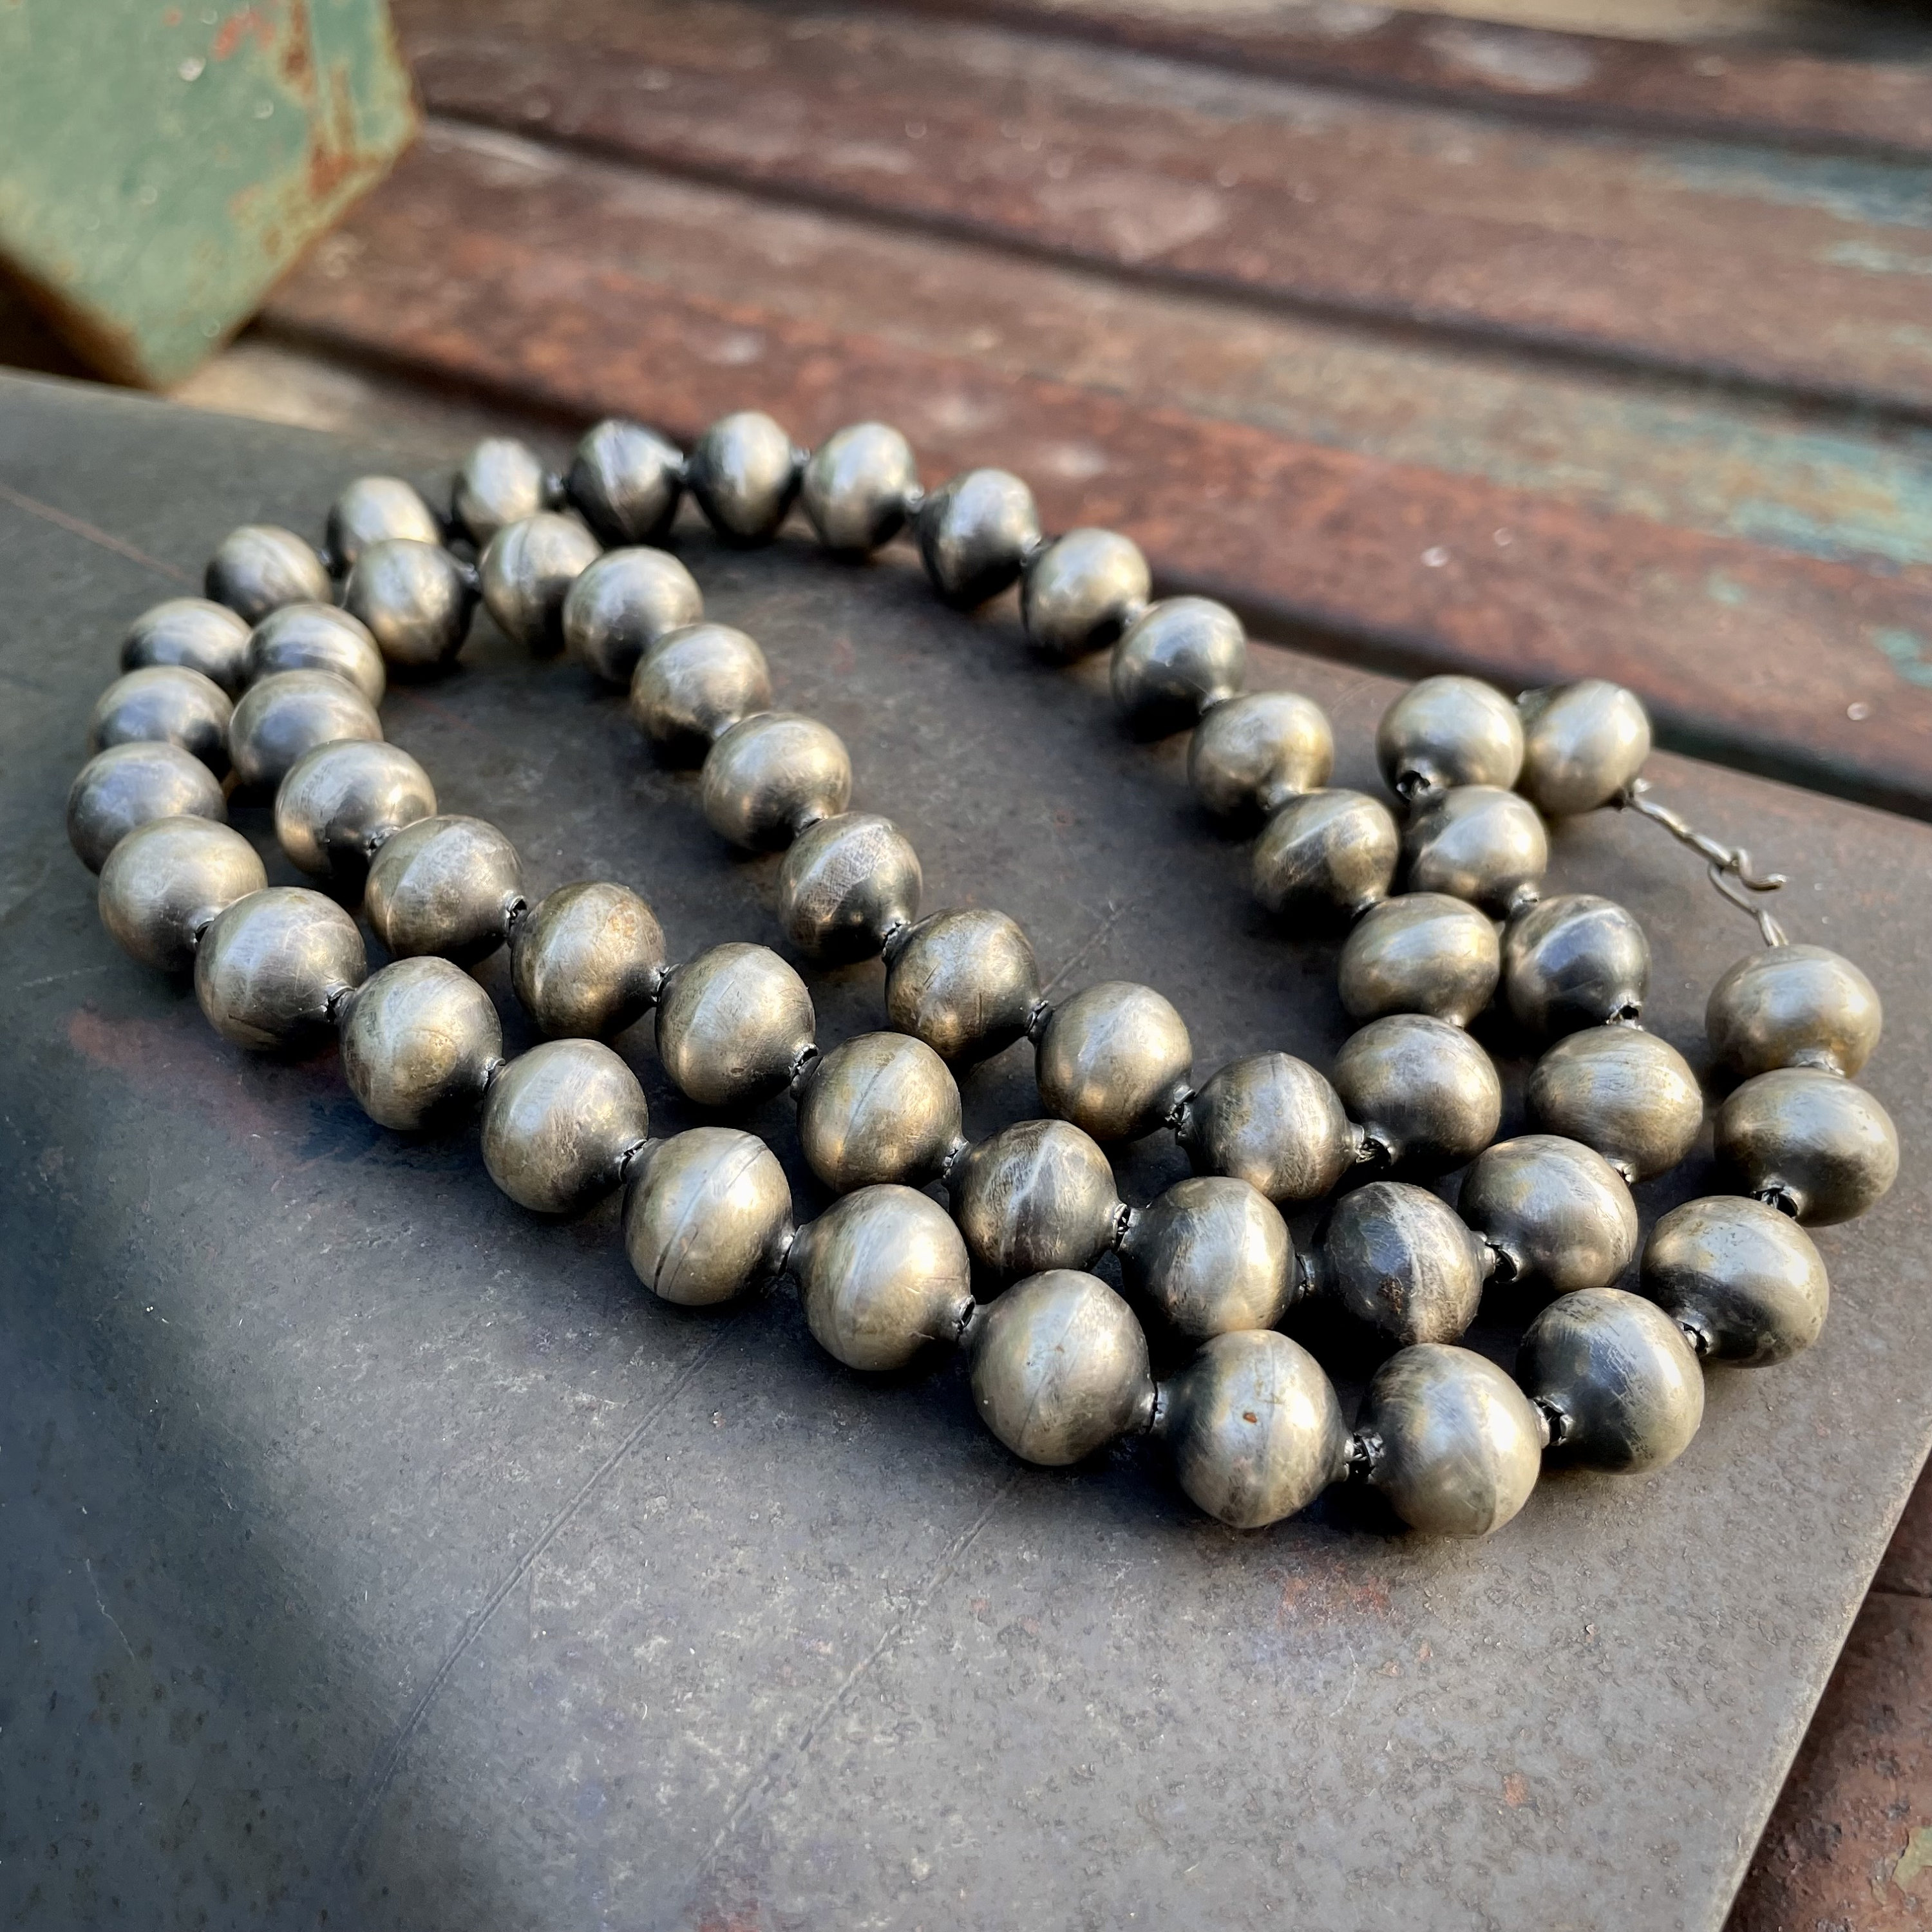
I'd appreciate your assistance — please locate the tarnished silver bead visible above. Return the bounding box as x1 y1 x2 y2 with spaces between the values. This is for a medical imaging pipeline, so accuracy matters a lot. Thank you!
792 1184 973 1370
1157 1331 1347 1529
1502 893 1650 1034
1111 597 1245 734
916 468 1039 607
1378 676 1524 799
968 1269 1154 1466
1458 1134 1638 1299
363 814 525 963
1356 1343 1545 1538
629 622 772 759
1715 1066 1899 1225
1333 1014 1501 1170
795 1031 963 1193
777 812 922 962
99 817 265 973
325 476 441 573
1178 1052 1361 1207
1312 1180 1486 1347
1527 1025 1702 1182
624 1126 793 1305
687 410 801 542
1251 790 1399 923
951 1117 1122 1279
338 956 502 1131
274 739 437 882
700 712 851 849
342 540 477 670
194 886 366 1050
1338 893 1499 1027
205 524 330 623
1517 680 1652 816
480 513 601 654
1707 944 1882 1081
883 908 1041 1065
88 665 232 771
1118 1176 1292 1341
1186 689 1333 822
655 942 815 1109
228 668 383 793
1036 981 1193 1143
1642 1195 1829 1365
452 437 551 549
68 742 226 873
1402 784 1548 915
122 597 251 694
247 603 386 705
1021 529 1150 661
481 1039 650 1215
511 881 667 1039
563 548 703 687
801 422 918 554
1519 1287 1703 1473
565 419 684 547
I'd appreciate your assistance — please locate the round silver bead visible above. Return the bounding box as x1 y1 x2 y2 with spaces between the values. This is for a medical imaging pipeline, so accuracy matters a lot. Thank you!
1458 1133 1638 1299
1332 1014 1501 1170
481 1039 650 1215
122 597 251 694
777 811 922 963
629 622 772 759
1377 676 1524 800
1157 1331 1347 1529
563 548 703 687
1186 689 1333 822
1520 1287 1703 1473
1502 892 1650 1035
1358 1343 1546 1538
565 419 684 547
1021 529 1150 661
68 741 226 873
88 665 231 771
480 513 602 654
792 1184 973 1370
1251 790 1399 923
511 882 666 1039
363 814 524 963
227 668 382 793
1517 680 1652 816
951 1117 1123 1279
1178 1052 1360 1207
801 421 918 554
968 1269 1154 1466
194 886 366 1050
699 712 851 849
325 475 441 573
1035 980 1193 1143
1313 1180 1486 1347
686 410 801 542
246 603 386 705
205 524 330 623
98 817 266 973
1642 1195 1829 1365
1527 1025 1702 1182
452 437 551 548
1119 1176 1292 1341
342 539 477 670
1338 893 1499 1027
795 1031 963 1193
339 956 502 1131
1111 597 1245 734
1402 784 1548 915
884 908 1041 1065
654 942 815 1109
1715 1066 1899 1225
1707 943 1882 1081
624 1126 793 1305
916 468 1039 607
273 739 437 882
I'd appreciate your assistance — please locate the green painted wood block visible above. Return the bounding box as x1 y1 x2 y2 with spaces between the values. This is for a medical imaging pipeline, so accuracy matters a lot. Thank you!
0 0 417 386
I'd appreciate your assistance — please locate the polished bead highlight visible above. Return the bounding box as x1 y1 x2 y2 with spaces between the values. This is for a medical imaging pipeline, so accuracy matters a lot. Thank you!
1706 943 1882 1080
343 540 477 670
481 1039 651 1215
951 1117 1122 1278
511 881 667 1039
205 524 330 623
563 547 703 687
777 811 922 962
1332 1014 1501 1170
795 1032 963 1193
1458 1134 1638 1300
1111 596 1245 734
1314 1180 1486 1347
1338 893 1500 1027
883 907 1041 1065
88 665 232 772
122 597 251 694
624 1126 793 1305
99 817 266 974
1119 1176 1292 1341
1502 893 1651 1035
566 419 684 547
654 943 815 1109
194 886 366 1050
700 712 852 848
687 411 801 542
1519 1287 1704 1473
1526 1025 1702 1182
629 622 773 759
452 437 551 548
228 668 383 792
363 814 525 963
1517 681 1652 816
274 739 437 882
1377 676 1524 799
325 476 441 573
1022 529 1150 660
802 422 918 554
1715 1066 1899 1225
792 1184 973 1370
1177 1052 1361 1207
1401 784 1548 915
1036 980 1193 1142
339 956 502 1131
1187 689 1334 821
1251 790 1399 923
68 741 227 873
480 513 602 654
1642 1195 1829 1365
247 602 386 705
916 469 1039 606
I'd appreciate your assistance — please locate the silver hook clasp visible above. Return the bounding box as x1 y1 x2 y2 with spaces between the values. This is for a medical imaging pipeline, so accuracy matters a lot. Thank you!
1617 779 1789 945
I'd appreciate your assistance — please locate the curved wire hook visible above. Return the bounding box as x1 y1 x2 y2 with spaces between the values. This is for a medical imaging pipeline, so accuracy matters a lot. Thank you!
1618 779 1790 944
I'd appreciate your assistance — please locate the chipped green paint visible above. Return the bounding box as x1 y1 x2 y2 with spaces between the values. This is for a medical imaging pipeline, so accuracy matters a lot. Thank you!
1889 1824 1932 1895
1652 147 1932 231
1870 627 1932 688
1705 572 1749 607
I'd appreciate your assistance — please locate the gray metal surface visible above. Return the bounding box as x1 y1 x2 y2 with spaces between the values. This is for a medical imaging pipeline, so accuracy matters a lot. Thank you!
1 372 1929 1931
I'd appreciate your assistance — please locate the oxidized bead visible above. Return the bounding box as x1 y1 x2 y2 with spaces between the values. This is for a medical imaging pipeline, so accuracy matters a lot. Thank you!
274 739 437 882
565 418 684 547
629 622 772 759
1502 893 1650 1035
1526 1025 1702 1182
1157 1331 1347 1530
1021 529 1150 661
1517 681 1651 816
1118 1176 1292 1341
1715 1066 1899 1226
686 410 801 542
882 907 1041 1065
654 942 815 1108
68 741 226 873
1035 980 1193 1142
967 1269 1155 1466
1338 893 1499 1027
700 712 851 849
1186 689 1333 822
916 469 1039 607
227 668 383 793
792 1184 973 1370
1401 784 1548 915
777 811 922 962
122 597 251 693
194 886 366 1050
1177 1052 1360 1207
338 956 502 1131
1376 676 1524 799
1356 1343 1546 1539
452 437 551 548
1706 943 1882 1080
480 513 602 654
1642 1195 1829 1365
511 881 667 1039
1111 597 1245 734
1519 1287 1703 1473
363 814 525 963
325 475 441 573
1457 1134 1638 1298
88 665 232 771
480 1039 650 1215
246 603 386 705
98 817 265 974
563 548 703 687
801 421 918 554
951 1117 1122 1279
795 1032 963 1193
342 539 477 669
1332 1014 1501 1170
205 524 330 623
1311 1180 1486 1347
1250 790 1399 923
623 1126 793 1305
